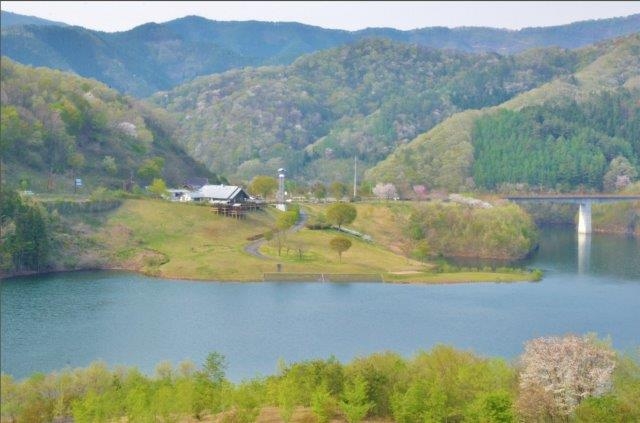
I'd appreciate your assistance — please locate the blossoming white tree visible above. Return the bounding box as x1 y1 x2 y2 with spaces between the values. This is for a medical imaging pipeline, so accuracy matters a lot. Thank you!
517 334 616 418
372 182 398 200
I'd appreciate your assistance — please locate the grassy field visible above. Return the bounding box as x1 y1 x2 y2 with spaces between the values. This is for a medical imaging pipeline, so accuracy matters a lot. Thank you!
93 199 539 283
97 199 277 280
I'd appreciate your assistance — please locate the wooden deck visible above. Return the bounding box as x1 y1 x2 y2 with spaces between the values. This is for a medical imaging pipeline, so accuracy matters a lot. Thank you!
211 202 263 218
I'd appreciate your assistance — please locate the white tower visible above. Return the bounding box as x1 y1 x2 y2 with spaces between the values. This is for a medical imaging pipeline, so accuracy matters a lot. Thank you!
276 168 286 211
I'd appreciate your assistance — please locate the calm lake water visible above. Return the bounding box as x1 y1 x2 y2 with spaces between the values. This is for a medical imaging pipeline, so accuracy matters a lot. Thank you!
1 227 639 381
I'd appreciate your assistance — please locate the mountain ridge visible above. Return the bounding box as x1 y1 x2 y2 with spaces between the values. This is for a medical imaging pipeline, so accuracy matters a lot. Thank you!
366 34 640 193
151 37 601 185
0 57 220 193
2 11 639 97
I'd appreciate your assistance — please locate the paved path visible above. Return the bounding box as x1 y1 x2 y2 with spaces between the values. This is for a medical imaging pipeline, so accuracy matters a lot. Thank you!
244 210 308 260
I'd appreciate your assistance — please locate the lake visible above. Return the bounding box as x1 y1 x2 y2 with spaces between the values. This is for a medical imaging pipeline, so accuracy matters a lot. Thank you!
1 227 639 382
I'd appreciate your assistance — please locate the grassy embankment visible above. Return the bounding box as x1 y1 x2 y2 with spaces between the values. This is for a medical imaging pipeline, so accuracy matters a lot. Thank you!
302 201 539 282
96 199 538 283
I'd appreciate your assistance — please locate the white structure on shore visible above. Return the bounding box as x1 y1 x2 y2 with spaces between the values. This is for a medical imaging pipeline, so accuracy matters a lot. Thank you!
166 184 250 204
276 168 287 211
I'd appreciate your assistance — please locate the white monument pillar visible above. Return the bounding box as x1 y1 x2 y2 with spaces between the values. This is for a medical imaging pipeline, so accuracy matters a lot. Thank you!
577 201 592 234
276 168 286 211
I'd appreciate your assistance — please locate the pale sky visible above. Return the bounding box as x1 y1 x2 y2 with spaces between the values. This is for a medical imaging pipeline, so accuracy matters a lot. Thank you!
2 1 640 33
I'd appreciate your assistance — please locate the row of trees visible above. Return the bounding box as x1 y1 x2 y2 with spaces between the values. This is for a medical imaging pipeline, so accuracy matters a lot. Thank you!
472 90 639 192
403 202 538 260
0 189 50 273
248 175 360 201
248 174 403 202
2 334 637 422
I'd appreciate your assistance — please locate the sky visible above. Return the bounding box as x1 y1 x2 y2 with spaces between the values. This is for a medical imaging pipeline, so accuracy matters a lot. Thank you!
2 1 640 33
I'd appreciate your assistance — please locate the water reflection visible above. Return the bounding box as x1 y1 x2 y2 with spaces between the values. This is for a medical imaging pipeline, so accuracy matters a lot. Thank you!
577 233 591 274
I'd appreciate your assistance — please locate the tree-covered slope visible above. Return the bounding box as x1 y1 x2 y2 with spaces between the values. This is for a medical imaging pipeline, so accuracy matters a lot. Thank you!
0 10 68 28
2 12 639 97
0 58 218 193
366 34 640 194
152 38 586 184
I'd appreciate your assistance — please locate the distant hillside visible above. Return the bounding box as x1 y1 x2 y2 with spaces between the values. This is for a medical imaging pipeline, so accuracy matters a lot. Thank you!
0 10 68 28
150 38 596 184
1 13 639 97
0 58 219 194
366 35 640 193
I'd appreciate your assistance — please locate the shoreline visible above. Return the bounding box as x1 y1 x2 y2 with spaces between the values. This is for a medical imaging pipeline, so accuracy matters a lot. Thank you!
1 263 541 284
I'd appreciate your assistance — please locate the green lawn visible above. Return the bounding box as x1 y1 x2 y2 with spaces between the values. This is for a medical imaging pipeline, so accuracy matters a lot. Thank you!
98 199 276 280
96 199 538 283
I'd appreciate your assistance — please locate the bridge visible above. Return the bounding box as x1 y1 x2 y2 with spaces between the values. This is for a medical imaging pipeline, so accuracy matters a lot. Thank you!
505 195 640 234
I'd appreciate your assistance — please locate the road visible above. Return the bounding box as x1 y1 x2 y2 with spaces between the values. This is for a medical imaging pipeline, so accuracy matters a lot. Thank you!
243 209 308 259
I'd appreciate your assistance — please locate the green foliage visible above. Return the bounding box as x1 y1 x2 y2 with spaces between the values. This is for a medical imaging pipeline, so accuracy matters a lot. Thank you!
406 202 538 260
137 157 165 184
277 376 297 422
269 208 300 256
574 395 625 422
368 36 640 193
367 110 481 192
1 341 637 423
466 390 515 422
329 236 352 262
311 383 336 423
312 182 327 200
326 203 357 229
305 212 331 230
339 376 373 423
330 181 349 199
201 352 228 385
101 155 118 175
0 189 50 272
276 209 299 231
0 58 219 193
248 175 278 200
391 379 447 423
472 90 639 191
4 34 637 192
155 37 587 184
390 345 517 422
147 178 168 198
345 352 407 417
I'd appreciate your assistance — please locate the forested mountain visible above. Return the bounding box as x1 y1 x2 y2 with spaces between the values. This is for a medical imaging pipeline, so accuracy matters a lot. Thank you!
1 11 638 195
367 34 640 194
0 58 219 193
1 12 639 97
0 10 68 28
150 37 614 185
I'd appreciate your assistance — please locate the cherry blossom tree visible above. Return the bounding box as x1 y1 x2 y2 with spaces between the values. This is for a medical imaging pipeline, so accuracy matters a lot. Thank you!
517 334 616 418
372 182 398 200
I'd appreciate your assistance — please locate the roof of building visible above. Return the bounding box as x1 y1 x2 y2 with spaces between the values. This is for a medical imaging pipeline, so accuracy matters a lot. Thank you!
191 185 246 200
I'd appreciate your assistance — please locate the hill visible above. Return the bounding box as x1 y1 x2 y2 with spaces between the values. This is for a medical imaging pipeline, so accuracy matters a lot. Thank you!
151 38 591 184
0 10 68 28
366 34 640 193
2 12 639 97
0 58 219 194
